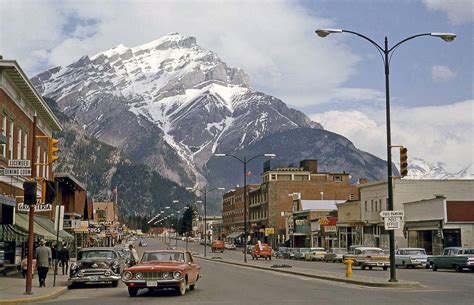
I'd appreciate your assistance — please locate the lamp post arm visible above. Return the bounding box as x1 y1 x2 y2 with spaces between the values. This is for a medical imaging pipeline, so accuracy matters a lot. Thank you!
388 33 431 53
225 154 245 164
247 154 267 163
342 29 384 53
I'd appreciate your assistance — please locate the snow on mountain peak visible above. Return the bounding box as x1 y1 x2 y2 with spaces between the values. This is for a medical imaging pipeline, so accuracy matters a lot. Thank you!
406 157 472 179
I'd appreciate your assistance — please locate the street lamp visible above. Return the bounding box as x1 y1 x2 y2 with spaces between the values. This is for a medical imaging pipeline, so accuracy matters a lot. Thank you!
186 187 225 257
214 153 276 263
315 28 455 282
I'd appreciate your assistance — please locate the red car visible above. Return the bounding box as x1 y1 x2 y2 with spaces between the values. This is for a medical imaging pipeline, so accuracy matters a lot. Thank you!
121 249 201 296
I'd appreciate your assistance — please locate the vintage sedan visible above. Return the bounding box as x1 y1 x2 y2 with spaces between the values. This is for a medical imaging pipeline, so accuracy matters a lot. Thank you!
68 247 124 288
345 247 390 270
121 249 201 296
428 247 474 272
395 248 429 268
324 248 348 263
304 247 327 261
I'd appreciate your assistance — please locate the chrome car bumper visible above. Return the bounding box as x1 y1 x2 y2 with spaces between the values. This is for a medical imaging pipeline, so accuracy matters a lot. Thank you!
364 262 390 267
68 274 121 285
122 279 184 288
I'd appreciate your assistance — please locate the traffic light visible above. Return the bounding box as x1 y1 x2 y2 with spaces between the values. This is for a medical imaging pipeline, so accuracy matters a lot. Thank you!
399 146 408 177
48 137 60 164
41 180 57 204
23 181 37 205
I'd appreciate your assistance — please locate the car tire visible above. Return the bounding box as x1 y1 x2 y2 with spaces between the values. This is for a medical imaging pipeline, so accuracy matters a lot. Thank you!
111 281 118 288
383 266 388 271
128 287 138 297
178 280 187 296
368 266 373 270
454 265 463 272
361 265 366 270
269 257 271 261
432 263 438 271
190 283 196 291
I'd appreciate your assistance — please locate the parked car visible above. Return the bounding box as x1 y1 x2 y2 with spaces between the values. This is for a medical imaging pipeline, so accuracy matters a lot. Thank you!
428 247 474 272
122 249 201 296
304 248 327 261
68 247 124 288
293 248 311 260
283 248 300 259
324 248 347 263
224 243 236 250
395 248 429 268
342 245 364 261
251 243 272 260
274 247 288 259
345 247 390 270
211 240 225 253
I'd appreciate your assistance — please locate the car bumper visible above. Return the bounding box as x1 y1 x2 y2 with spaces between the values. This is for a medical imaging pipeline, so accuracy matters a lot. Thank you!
68 274 121 285
123 279 184 288
363 262 390 267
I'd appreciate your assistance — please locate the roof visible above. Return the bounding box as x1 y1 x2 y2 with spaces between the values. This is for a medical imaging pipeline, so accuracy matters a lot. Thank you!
300 200 345 211
0 60 61 131
55 173 86 191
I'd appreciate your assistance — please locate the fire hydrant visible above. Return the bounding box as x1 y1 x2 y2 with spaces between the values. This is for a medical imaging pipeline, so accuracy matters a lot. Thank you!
344 258 353 278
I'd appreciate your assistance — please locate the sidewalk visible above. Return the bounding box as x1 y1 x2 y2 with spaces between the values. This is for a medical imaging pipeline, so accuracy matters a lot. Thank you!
0 268 69 305
195 254 422 288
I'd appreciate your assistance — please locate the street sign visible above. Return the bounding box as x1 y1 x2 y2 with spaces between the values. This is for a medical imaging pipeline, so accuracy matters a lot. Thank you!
63 219 81 229
0 168 32 176
265 228 274 235
8 160 31 167
17 203 52 212
384 216 402 230
380 211 404 218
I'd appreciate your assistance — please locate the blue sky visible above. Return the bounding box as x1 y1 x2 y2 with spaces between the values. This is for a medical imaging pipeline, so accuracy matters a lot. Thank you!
0 0 472 172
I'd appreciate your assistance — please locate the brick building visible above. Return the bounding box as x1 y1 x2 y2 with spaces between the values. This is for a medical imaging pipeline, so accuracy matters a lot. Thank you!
222 159 359 247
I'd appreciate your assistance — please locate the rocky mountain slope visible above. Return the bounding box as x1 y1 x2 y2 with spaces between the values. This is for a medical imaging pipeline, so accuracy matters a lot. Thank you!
405 158 473 179
32 33 391 206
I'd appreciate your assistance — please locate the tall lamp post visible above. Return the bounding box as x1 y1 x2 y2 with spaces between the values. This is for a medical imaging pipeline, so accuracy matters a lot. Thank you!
215 153 276 263
315 28 456 282
186 187 225 257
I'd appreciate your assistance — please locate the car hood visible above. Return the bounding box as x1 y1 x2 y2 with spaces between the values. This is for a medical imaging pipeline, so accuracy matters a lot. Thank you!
76 259 115 269
125 261 187 272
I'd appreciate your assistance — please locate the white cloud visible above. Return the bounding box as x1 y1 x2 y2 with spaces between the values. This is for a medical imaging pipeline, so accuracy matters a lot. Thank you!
0 0 365 108
310 100 474 172
431 65 457 82
423 0 473 25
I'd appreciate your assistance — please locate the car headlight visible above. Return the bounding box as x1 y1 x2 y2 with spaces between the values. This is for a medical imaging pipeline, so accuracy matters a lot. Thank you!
77 270 84 277
162 272 170 279
104 270 111 276
71 263 79 270
135 272 143 280
122 271 132 280
173 271 182 280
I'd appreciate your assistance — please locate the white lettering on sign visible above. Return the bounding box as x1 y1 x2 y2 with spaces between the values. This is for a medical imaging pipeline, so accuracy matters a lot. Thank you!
384 216 402 230
380 210 404 218
1 168 32 176
17 203 53 212
8 160 31 167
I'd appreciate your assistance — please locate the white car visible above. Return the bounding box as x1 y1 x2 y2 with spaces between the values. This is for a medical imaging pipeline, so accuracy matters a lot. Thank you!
225 243 236 250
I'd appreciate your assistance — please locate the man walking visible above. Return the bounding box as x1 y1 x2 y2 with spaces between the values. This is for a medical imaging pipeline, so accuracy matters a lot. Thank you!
129 244 139 266
59 242 70 275
35 240 52 287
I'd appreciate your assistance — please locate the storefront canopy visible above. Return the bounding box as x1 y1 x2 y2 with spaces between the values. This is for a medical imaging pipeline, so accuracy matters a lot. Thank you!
227 231 243 239
0 194 16 207
15 213 56 241
34 215 74 240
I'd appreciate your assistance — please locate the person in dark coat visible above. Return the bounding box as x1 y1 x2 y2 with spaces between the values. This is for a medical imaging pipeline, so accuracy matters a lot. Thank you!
59 242 70 275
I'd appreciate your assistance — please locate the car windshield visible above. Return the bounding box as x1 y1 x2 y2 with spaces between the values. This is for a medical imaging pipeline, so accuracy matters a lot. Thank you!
142 252 185 263
300 248 311 253
331 249 346 254
406 250 426 255
79 250 116 260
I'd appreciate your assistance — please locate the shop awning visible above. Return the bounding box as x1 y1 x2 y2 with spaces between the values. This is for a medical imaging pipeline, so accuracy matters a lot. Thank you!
404 220 442 231
34 215 74 240
227 231 243 239
0 194 16 207
15 213 56 241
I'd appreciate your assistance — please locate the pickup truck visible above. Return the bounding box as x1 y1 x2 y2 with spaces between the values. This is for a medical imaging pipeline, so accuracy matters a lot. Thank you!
345 247 390 270
427 247 474 272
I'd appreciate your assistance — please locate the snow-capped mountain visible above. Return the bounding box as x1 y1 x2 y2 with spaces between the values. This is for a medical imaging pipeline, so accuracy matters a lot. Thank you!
405 158 473 179
31 33 387 193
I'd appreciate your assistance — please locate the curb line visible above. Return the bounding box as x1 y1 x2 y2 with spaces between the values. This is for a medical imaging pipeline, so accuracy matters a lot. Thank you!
0 287 68 305
196 256 422 289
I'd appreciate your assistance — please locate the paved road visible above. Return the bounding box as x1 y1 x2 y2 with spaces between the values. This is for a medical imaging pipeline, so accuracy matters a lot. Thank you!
38 237 472 305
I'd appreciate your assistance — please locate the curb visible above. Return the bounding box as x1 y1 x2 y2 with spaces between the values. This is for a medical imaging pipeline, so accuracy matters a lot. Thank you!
0 287 68 305
196 256 421 289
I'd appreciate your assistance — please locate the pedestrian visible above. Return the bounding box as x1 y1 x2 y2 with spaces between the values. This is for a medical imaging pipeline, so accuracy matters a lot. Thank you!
35 239 52 287
20 255 36 278
129 244 139 266
59 242 70 275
